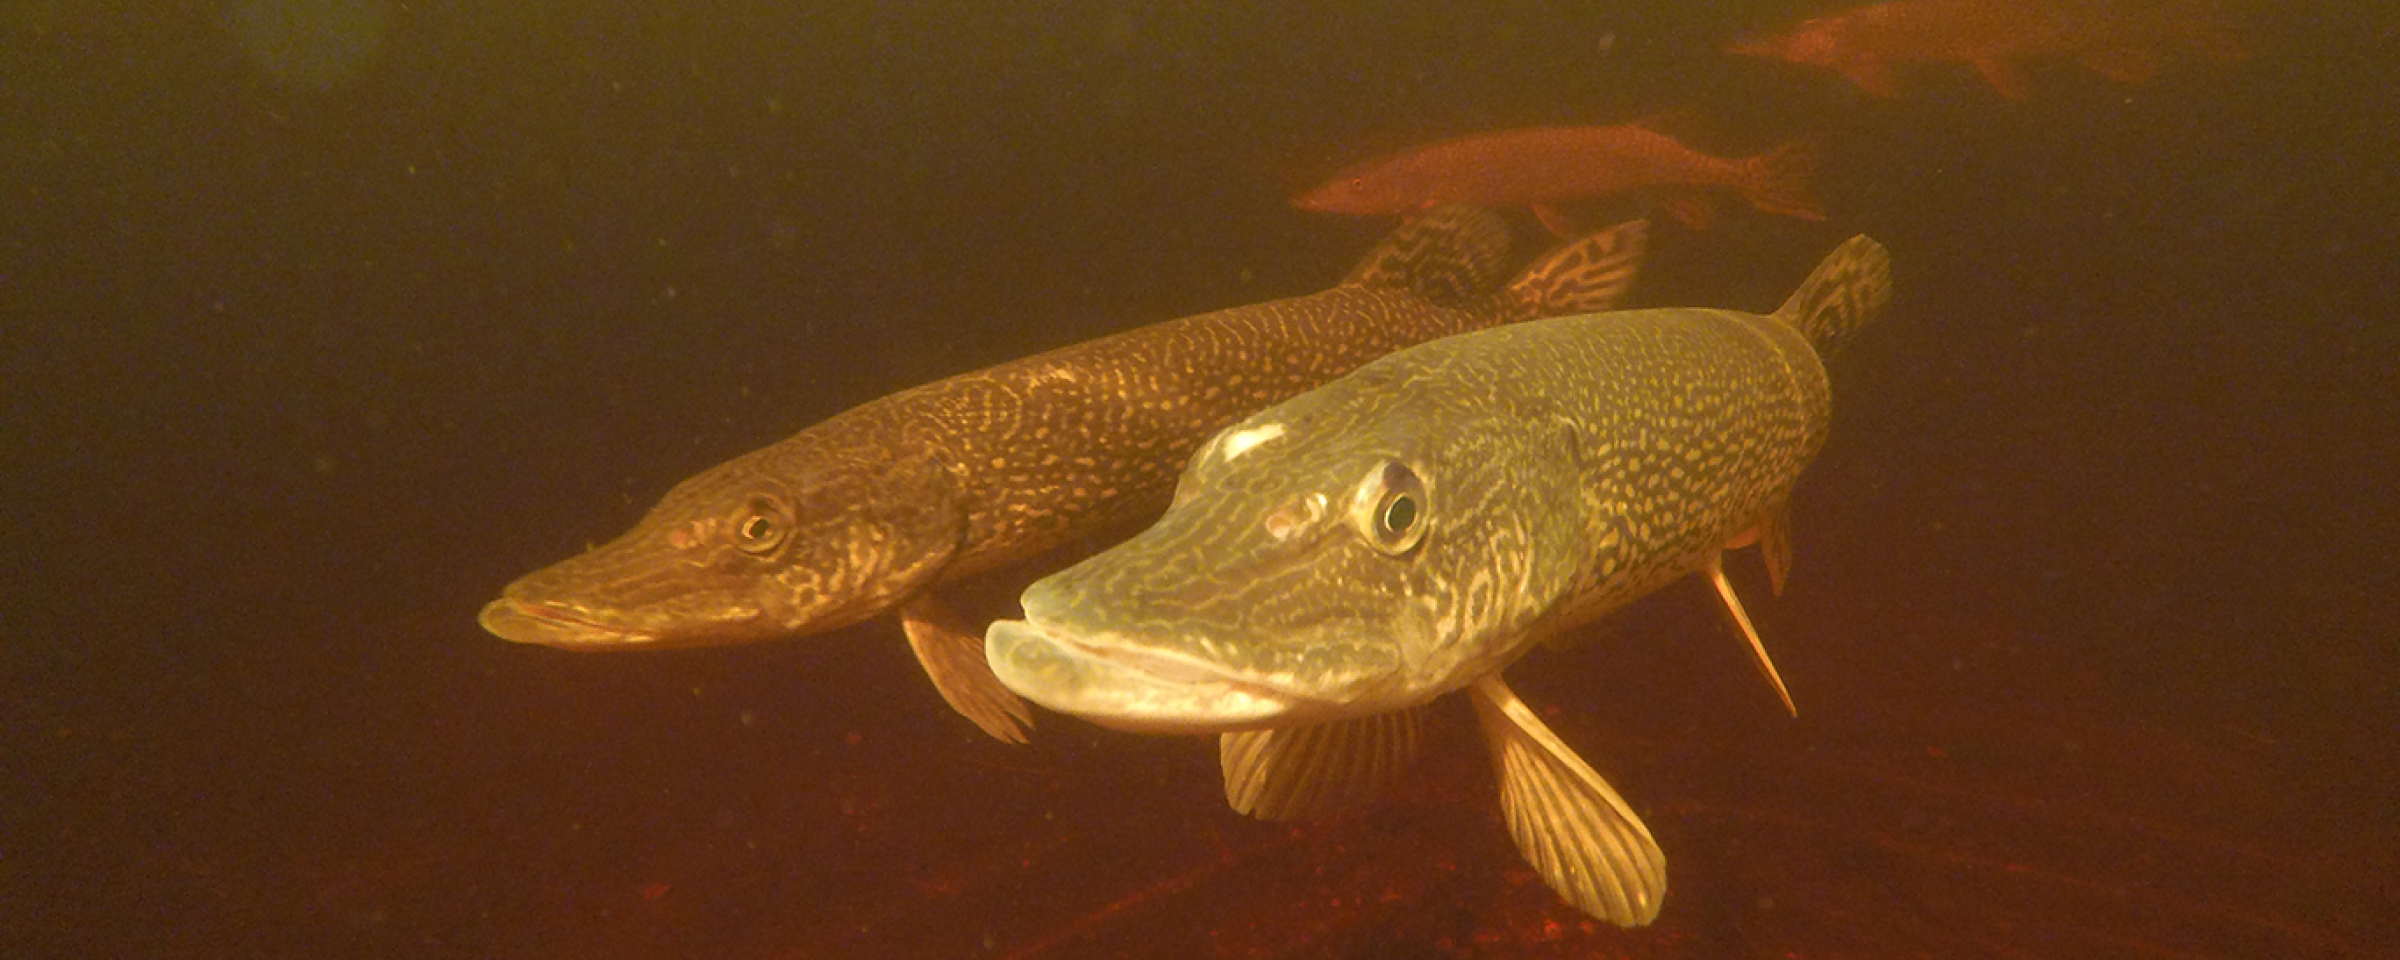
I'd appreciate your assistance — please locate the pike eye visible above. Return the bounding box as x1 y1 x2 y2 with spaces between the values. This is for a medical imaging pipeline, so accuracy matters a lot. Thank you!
734 496 788 554
1357 461 1428 555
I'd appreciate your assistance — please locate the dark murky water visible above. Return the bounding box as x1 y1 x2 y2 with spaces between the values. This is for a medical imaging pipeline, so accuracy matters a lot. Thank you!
6 1 2394 957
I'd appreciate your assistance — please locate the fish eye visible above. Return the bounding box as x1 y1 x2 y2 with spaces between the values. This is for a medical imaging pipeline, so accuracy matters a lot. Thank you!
734 496 788 554
1356 461 1428 555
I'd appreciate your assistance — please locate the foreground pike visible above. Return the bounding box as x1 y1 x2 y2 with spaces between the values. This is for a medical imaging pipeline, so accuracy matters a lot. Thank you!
481 210 1648 743
987 237 1892 923
1294 125 1823 232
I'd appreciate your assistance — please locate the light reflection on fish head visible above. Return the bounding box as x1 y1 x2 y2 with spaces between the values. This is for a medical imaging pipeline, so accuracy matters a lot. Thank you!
479 441 965 650
992 390 1590 731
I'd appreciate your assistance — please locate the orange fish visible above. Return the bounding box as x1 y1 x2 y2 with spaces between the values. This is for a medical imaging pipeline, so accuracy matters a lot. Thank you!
1729 0 2246 101
1294 124 1823 232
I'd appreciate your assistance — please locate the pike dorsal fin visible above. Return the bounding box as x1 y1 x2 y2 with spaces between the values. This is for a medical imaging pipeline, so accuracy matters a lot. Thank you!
1341 205 1517 308
1468 675 1666 927
1502 218 1649 319
1772 234 1892 362
1221 707 1427 821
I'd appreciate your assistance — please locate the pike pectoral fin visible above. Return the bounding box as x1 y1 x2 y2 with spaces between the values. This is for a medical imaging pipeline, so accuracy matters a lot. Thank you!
1468 675 1665 927
1221 707 1427 821
901 594 1035 744
1706 552 1797 717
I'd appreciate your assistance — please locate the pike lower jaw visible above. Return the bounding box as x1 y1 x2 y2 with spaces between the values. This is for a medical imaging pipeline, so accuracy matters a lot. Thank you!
984 619 1299 734
477 598 663 648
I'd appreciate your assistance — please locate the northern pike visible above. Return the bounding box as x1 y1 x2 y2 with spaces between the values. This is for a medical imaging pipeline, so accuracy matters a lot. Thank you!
480 209 1649 743
1728 0 2247 101
1293 124 1823 233
986 236 1892 924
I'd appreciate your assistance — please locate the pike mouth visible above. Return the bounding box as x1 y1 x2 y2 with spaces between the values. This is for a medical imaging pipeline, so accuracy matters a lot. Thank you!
984 618 1301 734
478 598 662 648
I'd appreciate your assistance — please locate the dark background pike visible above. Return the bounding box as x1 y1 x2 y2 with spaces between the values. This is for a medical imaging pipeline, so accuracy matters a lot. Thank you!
4 1 2392 957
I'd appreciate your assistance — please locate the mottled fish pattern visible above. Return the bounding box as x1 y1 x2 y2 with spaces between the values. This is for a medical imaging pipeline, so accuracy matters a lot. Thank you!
988 236 1893 924
481 208 1650 743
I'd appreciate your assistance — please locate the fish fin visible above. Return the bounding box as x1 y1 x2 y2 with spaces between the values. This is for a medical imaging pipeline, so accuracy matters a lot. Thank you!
1771 234 1893 362
1467 675 1665 927
1973 56 2035 100
1220 707 1427 821
1342 205 1518 307
1530 203 1578 239
1718 503 1793 596
1757 502 1794 596
1742 141 1826 221
1654 189 1717 230
1707 552 1797 717
900 594 1035 744
1500 218 1648 319
1839 57 1903 98
2081 46 2159 85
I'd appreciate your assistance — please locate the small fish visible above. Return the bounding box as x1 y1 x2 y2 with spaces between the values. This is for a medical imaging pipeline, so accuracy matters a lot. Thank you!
1729 0 2246 101
987 237 1893 924
1293 125 1824 233
480 210 1650 744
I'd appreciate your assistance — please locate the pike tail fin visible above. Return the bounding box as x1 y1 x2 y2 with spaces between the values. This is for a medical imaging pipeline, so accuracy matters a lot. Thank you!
1343 205 1517 308
1741 140 1827 221
1772 234 1891 362
1502 218 1649 319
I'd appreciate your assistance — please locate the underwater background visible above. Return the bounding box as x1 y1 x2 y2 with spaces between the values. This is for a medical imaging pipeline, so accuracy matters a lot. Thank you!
5 0 2394 956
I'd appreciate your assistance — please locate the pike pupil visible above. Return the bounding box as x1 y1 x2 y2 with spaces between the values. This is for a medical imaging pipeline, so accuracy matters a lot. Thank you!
1380 494 1418 538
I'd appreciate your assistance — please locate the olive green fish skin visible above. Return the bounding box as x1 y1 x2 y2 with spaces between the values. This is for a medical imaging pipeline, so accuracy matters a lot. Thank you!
994 305 1836 732
480 210 1643 650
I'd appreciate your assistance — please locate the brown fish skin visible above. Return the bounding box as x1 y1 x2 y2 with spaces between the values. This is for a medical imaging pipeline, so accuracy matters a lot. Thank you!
480 209 1650 742
1293 125 1823 229
1728 0 2247 101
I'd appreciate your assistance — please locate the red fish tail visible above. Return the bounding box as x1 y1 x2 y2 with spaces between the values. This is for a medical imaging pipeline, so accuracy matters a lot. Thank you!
1743 140 1826 221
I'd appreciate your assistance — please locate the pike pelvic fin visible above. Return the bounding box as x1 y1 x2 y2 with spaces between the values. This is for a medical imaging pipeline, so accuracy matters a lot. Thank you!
1341 205 1518 308
1220 706 1428 821
1772 234 1893 363
1469 675 1666 927
1501 219 1650 318
1758 502 1794 596
1707 552 1798 718
902 594 1035 744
